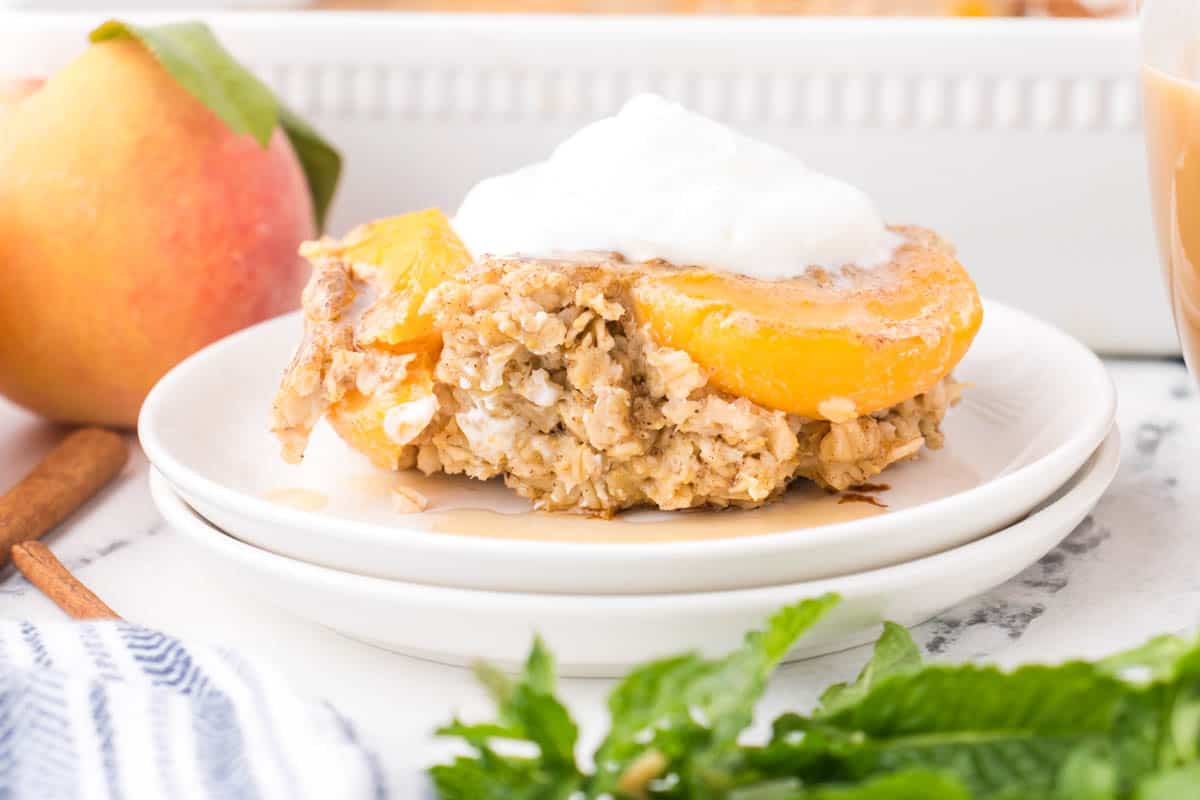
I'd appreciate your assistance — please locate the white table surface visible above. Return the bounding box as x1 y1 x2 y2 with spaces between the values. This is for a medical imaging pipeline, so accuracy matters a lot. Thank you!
1 357 1194 793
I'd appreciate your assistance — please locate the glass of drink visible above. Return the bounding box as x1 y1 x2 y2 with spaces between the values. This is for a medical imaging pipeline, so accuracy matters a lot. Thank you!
1143 0 1200 373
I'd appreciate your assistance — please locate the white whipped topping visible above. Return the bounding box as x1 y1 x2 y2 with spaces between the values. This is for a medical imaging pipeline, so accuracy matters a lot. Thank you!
383 395 438 445
453 94 899 280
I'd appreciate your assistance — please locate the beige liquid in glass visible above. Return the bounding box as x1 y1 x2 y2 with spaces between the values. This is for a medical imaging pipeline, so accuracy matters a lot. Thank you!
1145 62 1200 370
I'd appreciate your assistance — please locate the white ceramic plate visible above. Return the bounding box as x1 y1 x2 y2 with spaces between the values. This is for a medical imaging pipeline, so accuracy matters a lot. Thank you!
149 427 1119 677
139 298 1115 594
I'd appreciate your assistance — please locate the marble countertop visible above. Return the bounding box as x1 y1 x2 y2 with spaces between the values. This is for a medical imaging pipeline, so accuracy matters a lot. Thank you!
1 357 1196 791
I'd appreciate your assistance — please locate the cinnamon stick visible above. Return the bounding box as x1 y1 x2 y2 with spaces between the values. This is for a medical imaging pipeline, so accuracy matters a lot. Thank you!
11 541 121 620
0 427 128 567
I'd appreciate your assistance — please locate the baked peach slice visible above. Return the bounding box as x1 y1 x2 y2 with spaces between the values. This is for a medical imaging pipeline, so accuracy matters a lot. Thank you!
315 208 472 352
321 211 471 468
272 210 470 467
326 350 439 470
631 227 982 421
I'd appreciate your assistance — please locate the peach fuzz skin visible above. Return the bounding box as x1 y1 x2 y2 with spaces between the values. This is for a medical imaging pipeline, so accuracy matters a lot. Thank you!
0 41 313 427
0 78 44 114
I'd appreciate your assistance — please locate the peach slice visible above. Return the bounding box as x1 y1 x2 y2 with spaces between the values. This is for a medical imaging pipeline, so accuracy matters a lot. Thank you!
316 211 471 468
631 229 982 421
323 209 472 351
327 351 438 471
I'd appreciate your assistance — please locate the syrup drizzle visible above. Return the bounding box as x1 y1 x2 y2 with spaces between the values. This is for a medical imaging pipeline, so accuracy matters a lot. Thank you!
261 488 328 512
426 483 886 544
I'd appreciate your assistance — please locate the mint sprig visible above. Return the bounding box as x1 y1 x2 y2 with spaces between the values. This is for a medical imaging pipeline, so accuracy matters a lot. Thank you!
817 621 923 718
434 598 1200 799
590 594 840 798
431 638 584 799
89 20 341 232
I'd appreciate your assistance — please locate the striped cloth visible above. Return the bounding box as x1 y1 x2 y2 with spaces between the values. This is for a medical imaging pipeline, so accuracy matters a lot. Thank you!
0 620 387 800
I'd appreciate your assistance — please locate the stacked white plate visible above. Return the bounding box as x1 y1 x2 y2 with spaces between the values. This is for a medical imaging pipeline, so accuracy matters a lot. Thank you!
140 298 1118 676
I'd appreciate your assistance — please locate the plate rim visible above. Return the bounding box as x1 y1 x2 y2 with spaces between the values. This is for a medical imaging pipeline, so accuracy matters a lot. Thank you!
148 426 1120 606
138 297 1116 558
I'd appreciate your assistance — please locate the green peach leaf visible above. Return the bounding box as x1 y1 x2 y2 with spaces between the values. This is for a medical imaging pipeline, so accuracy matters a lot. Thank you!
89 19 340 231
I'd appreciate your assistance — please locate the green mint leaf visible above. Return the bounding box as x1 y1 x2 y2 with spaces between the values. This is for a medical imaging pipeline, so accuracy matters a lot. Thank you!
1054 746 1118 800
480 638 577 767
433 636 582 794
809 770 973 800
89 19 340 231
473 659 516 710
435 719 517 746
1134 765 1200 800
818 622 922 718
764 663 1140 799
430 753 582 800
1167 694 1200 766
801 769 973 800
1102 638 1200 771
819 660 1124 740
522 636 560 696
431 607 1200 800
729 769 972 800
430 757 510 800
587 593 839 798
727 777 810 800
509 683 578 770
1098 636 1198 684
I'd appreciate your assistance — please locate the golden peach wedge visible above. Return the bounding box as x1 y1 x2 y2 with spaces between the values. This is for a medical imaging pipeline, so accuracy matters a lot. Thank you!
632 228 983 421
323 212 472 466
317 209 473 353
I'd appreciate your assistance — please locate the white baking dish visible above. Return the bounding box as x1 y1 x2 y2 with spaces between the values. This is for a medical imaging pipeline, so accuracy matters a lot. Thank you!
0 12 1168 354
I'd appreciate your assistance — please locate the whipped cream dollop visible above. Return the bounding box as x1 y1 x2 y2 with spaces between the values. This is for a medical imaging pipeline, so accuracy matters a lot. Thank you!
453 94 898 280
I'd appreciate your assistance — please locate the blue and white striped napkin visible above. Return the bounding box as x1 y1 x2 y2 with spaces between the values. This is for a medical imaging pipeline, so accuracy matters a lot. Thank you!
0 620 387 800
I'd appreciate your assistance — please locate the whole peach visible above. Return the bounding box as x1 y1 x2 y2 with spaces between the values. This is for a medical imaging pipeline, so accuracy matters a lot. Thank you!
0 78 43 115
0 40 314 426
